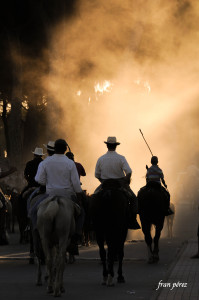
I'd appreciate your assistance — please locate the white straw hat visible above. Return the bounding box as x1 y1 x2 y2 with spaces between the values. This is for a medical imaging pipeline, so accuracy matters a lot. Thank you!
43 141 55 151
104 136 120 145
32 147 46 156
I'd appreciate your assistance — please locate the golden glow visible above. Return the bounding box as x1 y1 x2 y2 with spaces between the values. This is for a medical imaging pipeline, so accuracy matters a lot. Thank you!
134 79 151 94
94 81 113 94
22 100 29 110
37 1 199 197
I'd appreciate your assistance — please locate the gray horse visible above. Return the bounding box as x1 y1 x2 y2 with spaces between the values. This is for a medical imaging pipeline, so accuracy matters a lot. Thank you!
31 194 79 296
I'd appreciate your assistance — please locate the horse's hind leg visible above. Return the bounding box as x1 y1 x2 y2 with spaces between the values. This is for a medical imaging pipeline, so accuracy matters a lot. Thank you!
43 248 54 294
32 229 45 285
153 221 164 262
141 220 153 263
96 231 108 285
106 239 115 286
153 231 160 262
54 248 65 297
29 228 35 264
117 244 125 283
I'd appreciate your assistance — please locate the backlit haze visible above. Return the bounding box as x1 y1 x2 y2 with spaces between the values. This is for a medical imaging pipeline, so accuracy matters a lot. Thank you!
42 0 199 196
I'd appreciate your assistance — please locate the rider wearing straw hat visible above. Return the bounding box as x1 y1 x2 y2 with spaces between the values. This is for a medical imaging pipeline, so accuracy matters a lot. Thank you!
43 141 55 156
95 136 140 229
95 137 131 183
35 139 83 255
24 147 45 190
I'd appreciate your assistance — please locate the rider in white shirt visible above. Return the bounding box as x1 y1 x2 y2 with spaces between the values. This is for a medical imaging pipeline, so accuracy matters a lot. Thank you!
35 139 83 255
95 137 132 183
35 139 82 197
95 136 140 229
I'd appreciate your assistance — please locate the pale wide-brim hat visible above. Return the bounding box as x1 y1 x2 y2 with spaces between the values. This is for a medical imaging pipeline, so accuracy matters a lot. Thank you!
104 136 120 145
43 141 55 152
32 147 46 156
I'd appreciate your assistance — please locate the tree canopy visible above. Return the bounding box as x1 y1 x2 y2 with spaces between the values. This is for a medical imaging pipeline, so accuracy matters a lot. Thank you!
0 0 78 168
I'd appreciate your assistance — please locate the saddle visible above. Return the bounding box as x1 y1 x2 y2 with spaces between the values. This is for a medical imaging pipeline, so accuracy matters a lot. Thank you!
101 179 122 190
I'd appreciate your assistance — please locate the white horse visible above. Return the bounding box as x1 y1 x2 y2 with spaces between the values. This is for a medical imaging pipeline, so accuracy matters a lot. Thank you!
36 195 80 297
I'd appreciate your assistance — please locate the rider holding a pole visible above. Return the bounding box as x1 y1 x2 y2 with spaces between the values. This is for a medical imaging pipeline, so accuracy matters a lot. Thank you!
139 129 172 215
146 156 167 189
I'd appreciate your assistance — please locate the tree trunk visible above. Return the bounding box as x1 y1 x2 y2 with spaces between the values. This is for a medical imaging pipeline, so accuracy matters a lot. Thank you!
6 34 24 170
7 97 23 169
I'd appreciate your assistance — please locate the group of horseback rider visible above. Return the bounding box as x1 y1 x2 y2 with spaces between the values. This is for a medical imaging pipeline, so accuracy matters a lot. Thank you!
26 136 172 229
0 136 172 246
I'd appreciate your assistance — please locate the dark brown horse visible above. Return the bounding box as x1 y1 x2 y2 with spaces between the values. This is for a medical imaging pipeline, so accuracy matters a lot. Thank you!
137 185 169 263
90 180 129 286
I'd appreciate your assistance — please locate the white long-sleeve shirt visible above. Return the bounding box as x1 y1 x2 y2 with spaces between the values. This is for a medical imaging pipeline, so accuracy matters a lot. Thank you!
35 154 82 195
95 151 132 180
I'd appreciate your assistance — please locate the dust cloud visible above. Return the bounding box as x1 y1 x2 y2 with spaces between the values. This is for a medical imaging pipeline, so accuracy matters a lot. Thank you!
42 0 199 196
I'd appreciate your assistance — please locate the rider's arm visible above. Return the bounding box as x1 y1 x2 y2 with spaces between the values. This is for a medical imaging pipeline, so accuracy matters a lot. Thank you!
71 162 82 193
95 158 102 182
161 178 167 188
160 169 167 188
35 161 46 186
124 173 131 184
121 157 132 184
76 163 86 177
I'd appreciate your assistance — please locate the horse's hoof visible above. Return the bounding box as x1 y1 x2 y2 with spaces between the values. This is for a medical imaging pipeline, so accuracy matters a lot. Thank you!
53 291 61 297
152 251 159 262
153 254 159 263
68 255 75 264
117 275 125 283
29 257 34 265
101 276 108 285
147 256 154 264
106 275 114 287
47 286 53 294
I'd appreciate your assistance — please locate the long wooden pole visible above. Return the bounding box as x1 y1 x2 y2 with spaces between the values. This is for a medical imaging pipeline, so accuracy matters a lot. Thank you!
139 129 153 156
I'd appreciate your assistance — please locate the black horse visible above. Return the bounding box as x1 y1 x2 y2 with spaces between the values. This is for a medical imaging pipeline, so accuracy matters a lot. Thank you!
137 184 169 263
90 180 129 286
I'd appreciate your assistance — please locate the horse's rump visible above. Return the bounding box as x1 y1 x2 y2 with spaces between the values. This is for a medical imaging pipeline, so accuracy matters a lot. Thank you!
37 196 75 244
138 186 169 218
91 181 128 231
